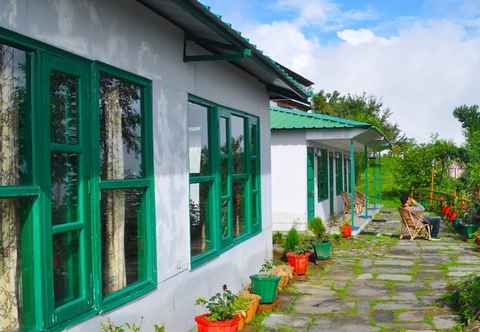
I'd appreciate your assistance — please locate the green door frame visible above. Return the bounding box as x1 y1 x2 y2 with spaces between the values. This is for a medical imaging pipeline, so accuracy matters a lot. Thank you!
307 147 315 223
328 152 335 218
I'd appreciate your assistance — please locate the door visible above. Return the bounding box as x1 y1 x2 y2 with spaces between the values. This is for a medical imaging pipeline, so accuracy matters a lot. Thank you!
329 152 335 218
41 53 93 326
307 147 315 222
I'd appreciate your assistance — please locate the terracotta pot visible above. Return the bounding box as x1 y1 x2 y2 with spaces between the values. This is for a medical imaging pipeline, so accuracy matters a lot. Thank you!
237 316 245 331
245 295 261 323
341 224 352 238
286 252 310 275
195 313 240 332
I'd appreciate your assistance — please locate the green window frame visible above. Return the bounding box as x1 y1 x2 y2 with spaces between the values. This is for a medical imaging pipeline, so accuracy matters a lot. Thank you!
343 157 349 192
0 27 156 332
188 95 261 269
335 153 343 195
317 149 328 201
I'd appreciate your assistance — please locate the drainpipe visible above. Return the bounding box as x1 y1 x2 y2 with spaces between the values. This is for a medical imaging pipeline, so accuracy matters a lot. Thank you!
350 140 356 229
364 145 369 218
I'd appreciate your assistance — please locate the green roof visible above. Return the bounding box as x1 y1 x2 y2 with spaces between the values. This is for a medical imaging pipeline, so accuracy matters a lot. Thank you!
271 107 371 130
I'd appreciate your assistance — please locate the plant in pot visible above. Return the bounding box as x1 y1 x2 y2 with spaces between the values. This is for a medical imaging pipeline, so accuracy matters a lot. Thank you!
340 222 352 238
475 230 480 249
283 227 300 258
235 291 261 328
309 217 332 260
249 260 281 305
195 285 241 332
286 245 311 276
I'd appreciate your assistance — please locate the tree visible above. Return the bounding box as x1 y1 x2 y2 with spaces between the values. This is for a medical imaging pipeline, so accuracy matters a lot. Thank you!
312 90 406 143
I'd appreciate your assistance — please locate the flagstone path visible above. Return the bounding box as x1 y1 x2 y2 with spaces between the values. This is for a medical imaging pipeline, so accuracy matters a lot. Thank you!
261 208 480 332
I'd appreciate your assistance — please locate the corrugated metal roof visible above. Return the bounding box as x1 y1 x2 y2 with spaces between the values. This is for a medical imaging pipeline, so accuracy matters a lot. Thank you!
271 107 371 130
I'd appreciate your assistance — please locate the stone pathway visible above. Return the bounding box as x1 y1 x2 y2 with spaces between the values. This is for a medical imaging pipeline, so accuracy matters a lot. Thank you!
262 208 480 332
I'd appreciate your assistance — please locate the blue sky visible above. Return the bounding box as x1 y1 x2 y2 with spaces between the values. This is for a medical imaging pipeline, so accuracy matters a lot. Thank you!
200 0 480 143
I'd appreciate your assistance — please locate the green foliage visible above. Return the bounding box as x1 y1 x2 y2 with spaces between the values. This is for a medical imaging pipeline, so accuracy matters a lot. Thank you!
196 285 238 321
312 90 405 143
259 260 275 274
154 325 165 332
442 275 480 325
293 244 310 255
232 296 251 314
100 320 165 332
283 227 300 253
273 231 284 244
308 217 329 242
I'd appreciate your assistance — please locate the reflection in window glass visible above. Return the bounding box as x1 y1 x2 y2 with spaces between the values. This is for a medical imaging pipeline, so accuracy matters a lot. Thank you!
231 116 245 173
189 183 211 256
51 153 79 225
250 123 257 155
53 232 80 307
220 117 228 155
233 181 246 237
0 45 28 186
188 103 209 175
50 71 78 145
221 199 229 239
101 189 144 295
100 74 143 180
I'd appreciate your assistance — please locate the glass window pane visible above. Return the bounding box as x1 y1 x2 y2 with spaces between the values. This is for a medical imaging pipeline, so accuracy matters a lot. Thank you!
53 232 80 307
220 117 228 155
0 45 29 185
50 71 78 145
250 123 257 156
189 182 211 257
221 198 229 239
51 153 79 225
231 116 245 173
101 189 144 295
233 181 246 237
188 102 209 175
0 197 32 330
220 158 229 196
100 74 143 180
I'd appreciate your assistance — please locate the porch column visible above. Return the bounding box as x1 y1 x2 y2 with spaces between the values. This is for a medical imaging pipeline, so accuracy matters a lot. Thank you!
372 151 377 208
378 152 382 205
349 140 356 228
364 145 369 218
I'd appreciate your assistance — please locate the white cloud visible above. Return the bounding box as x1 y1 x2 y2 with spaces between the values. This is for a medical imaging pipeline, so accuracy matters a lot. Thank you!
247 19 480 144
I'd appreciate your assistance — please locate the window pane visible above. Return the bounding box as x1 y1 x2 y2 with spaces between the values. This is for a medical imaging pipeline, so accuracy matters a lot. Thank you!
0 45 29 185
233 181 246 237
220 117 228 155
221 198 229 239
189 182 211 257
100 74 143 180
53 232 80 307
188 103 209 175
231 116 245 173
220 158 229 196
50 71 78 145
250 123 257 156
101 189 144 295
0 197 31 330
51 153 79 225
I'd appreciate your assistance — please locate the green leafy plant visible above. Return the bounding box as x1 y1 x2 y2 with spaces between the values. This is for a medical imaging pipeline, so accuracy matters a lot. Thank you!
154 325 165 332
259 260 275 274
293 244 310 255
442 275 480 325
195 285 238 321
100 320 143 332
273 231 284 244
283 227 300 253
232 296 251 318
309 217 329 242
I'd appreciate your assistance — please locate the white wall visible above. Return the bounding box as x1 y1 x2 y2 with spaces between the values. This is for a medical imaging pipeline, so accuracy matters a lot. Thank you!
271 130 308 231
0 1 272 331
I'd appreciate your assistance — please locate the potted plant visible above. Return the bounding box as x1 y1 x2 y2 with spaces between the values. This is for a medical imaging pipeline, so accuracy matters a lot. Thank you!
309 217 332 260
286 245 311 276
475 230 480 249
195 285 241 332
232 296 252 331
341 222 352 238
271 264 293 290
249 260 281 304
283 227 300 258
236 291 261 325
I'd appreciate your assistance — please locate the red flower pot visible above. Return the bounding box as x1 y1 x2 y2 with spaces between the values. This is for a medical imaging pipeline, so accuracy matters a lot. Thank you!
449 211 457 223
341 224 352 238
195 313 240 332
476 237 480 247
286 252 310 276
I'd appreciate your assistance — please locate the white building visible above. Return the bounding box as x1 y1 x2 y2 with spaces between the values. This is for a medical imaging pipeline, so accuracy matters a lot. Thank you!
271 106 385 232
0 1 310 331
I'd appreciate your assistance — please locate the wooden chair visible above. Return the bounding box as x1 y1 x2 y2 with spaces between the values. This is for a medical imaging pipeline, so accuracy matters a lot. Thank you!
398 207 432 240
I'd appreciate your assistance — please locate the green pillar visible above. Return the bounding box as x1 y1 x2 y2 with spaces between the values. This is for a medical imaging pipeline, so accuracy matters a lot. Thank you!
350 140 356 228
364 145 369 218
378 152 383 206
372 151 377 208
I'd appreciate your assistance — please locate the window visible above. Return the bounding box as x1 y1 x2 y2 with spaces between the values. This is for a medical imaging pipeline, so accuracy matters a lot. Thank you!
335 153 343 195
188 96 261 268
317 149 328 201
0 30 156 331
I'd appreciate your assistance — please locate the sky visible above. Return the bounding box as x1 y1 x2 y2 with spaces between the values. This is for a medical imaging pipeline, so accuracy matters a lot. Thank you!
201 0 480 144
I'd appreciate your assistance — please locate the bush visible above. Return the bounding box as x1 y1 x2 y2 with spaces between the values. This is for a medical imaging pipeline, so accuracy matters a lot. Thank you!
442 275 480 325
309 217 328 241
272 231 283 244
283 227 299 253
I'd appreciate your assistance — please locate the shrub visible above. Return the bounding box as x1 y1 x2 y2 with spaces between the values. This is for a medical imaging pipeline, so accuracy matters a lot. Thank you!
309 217 328 241
442 275 480 325
196 285 238 321
259 260 275 274
293 244 310 255
272 231 283 244
283 227 299 253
